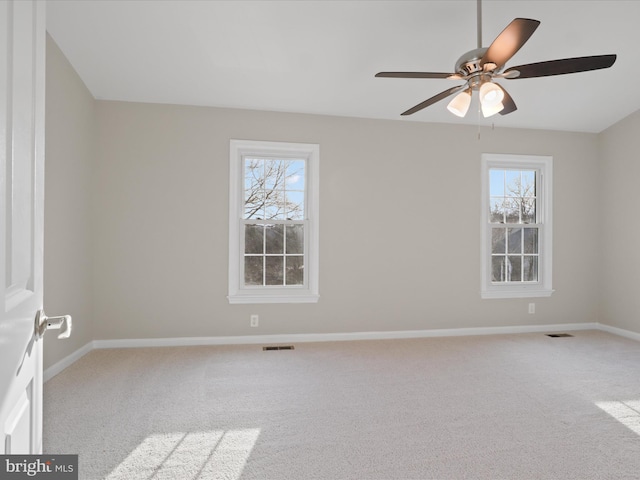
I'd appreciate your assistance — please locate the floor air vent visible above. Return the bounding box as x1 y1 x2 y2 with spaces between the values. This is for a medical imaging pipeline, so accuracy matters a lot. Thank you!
546 333 574 338
262 345 295 351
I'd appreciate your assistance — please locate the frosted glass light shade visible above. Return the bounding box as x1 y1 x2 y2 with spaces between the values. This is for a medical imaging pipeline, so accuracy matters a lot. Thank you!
482 101 505 118
447 90 472 117
479 82 504 107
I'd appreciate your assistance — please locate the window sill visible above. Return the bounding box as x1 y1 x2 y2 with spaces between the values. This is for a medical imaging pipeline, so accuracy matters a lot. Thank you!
228 293 320 304
481 288 554 299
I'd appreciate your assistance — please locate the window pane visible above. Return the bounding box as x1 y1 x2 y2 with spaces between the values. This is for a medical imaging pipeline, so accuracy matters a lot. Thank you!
244 256 263 285
265 256 284 285
491 228 506 254
285 160 305 190
505 171 521 196
490 170 505 196
244 189 264 219
521 171 536 197
286 225 304 254
523 228 538 254
504 199 520 223
523 256 538 282
507 228 522 254
264 159 284 189
245 158 293 220
285 191 304 220
265 224 284 254
245 158 262 190
490 197 505 223
244 159 264 220
286 256 304 285
507 256 522 282
522 198 536 223
265 203 286 220
492 256 506 282
245 225 264 254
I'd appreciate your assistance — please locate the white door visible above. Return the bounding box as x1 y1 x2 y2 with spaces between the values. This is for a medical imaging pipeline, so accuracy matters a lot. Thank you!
0 0 47 454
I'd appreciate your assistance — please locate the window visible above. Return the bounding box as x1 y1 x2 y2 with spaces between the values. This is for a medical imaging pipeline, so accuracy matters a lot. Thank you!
228 140 319 304
480 154 553 299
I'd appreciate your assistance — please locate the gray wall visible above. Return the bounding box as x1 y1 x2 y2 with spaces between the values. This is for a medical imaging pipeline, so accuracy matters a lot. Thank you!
47 29 632 370
44 35 94 368
599 109 640 332
91 101 600 340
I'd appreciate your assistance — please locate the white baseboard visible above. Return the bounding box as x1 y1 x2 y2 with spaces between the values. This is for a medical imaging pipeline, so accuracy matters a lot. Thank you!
45 322 637 380
597 323 640 342
92 322 599 349
44 341 94 382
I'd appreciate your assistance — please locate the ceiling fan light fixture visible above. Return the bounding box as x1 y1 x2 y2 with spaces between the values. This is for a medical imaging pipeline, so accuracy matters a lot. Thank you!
479 81 504 107
447 89 472 117
481 100 505 118
375 0 617 120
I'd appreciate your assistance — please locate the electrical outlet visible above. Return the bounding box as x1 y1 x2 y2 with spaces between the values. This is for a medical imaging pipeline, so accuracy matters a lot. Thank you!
250 314 259 327
528 303 535 314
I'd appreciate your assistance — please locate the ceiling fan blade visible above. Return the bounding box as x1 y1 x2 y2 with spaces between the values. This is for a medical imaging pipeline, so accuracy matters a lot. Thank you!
401 85 466 116
376 71 459 79
503 54 617 79
481 18 540 70
495 84 517 115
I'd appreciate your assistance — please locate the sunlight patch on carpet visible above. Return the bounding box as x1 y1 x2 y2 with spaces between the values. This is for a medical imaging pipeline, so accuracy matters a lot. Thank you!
596 400 640 436
105 428 260 480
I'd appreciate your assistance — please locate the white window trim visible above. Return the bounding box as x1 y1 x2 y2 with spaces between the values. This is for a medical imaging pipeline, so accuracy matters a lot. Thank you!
480 153 553 299
228 139 319 304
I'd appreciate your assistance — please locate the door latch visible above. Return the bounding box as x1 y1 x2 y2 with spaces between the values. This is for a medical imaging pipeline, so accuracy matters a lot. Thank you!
35 309 72 339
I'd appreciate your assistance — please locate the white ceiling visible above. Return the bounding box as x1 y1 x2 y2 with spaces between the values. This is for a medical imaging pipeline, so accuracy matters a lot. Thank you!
46 0 640 133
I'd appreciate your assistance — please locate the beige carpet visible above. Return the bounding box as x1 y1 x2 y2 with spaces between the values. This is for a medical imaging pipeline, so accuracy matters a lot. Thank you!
44 331 640 479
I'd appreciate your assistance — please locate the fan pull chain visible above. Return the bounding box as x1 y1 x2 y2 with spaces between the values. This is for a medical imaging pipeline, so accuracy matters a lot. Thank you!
477 100 482 140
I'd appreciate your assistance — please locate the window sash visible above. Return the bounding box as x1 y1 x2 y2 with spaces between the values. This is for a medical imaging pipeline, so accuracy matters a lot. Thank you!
489 167 540 225
490 225 541 284
243 156 307 221
241 219 308 289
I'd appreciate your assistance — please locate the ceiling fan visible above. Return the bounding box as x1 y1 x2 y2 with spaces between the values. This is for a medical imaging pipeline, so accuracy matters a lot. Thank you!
375 0 617 118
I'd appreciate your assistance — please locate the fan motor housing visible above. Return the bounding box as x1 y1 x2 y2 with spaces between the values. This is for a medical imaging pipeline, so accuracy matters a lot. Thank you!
455 47 488 76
